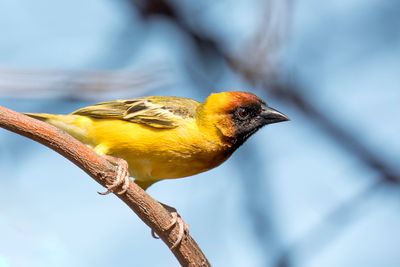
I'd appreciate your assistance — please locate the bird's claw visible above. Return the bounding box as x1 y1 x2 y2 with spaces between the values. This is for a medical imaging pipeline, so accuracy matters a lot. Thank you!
151 211 189 249
170 214 189 249
98 156 130 195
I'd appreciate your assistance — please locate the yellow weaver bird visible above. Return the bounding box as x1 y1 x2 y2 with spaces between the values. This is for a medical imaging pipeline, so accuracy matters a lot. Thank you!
27 91 288 191
26 91 288 248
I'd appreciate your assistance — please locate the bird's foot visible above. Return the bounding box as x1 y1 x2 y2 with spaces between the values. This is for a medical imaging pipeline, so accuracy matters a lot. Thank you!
168 212 189 249
152 204 189 249
98 155 130 195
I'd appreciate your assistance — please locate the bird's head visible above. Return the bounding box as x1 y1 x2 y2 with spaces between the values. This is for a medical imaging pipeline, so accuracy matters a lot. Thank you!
198 91 288 147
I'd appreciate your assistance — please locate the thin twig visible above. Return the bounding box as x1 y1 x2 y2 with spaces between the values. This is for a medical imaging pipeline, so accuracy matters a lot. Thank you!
0 105 210 267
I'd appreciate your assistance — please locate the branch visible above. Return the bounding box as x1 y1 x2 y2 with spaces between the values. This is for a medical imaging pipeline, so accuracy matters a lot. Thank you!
0 66 170 100
0 105 210 267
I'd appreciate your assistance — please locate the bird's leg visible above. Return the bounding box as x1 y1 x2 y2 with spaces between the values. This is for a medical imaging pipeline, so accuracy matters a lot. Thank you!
98 155 131 195
151 202 189 249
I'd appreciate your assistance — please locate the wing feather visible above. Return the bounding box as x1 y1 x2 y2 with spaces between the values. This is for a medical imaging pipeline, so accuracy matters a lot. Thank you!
72 96 200 128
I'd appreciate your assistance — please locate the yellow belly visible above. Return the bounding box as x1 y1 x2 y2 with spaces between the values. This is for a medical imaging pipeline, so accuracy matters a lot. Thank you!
86 118 230 184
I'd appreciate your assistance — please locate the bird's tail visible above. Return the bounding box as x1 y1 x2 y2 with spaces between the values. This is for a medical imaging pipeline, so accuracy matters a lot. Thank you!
24 113 57 122
24 113 93 144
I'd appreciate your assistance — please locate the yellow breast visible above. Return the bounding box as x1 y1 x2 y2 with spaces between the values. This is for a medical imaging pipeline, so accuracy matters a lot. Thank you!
87 118 231 185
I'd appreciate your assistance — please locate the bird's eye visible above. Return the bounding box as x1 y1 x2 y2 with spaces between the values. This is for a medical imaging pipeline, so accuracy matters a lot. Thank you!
236 107 251 120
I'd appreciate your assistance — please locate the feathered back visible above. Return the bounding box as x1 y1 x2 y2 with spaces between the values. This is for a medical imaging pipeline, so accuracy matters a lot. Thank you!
72 96 200 128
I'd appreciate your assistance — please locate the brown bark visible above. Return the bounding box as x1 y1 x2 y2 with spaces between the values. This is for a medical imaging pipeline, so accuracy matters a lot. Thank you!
0 105 210 267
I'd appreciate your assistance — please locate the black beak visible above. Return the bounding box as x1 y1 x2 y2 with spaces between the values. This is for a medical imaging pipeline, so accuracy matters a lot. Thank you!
261 105 289 125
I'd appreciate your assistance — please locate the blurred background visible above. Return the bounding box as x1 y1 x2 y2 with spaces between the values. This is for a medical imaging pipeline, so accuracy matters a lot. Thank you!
0 0 399 266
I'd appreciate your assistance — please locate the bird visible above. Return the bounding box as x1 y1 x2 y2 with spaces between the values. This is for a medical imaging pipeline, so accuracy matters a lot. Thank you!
26 91 288 190
26 91 288 247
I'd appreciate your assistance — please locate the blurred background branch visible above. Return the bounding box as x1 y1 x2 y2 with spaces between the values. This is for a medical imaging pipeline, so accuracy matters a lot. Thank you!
0 65 171 100
123 1 400 266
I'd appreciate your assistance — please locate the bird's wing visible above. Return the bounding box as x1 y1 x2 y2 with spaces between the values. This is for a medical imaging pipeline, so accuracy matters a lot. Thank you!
72 96 200 128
